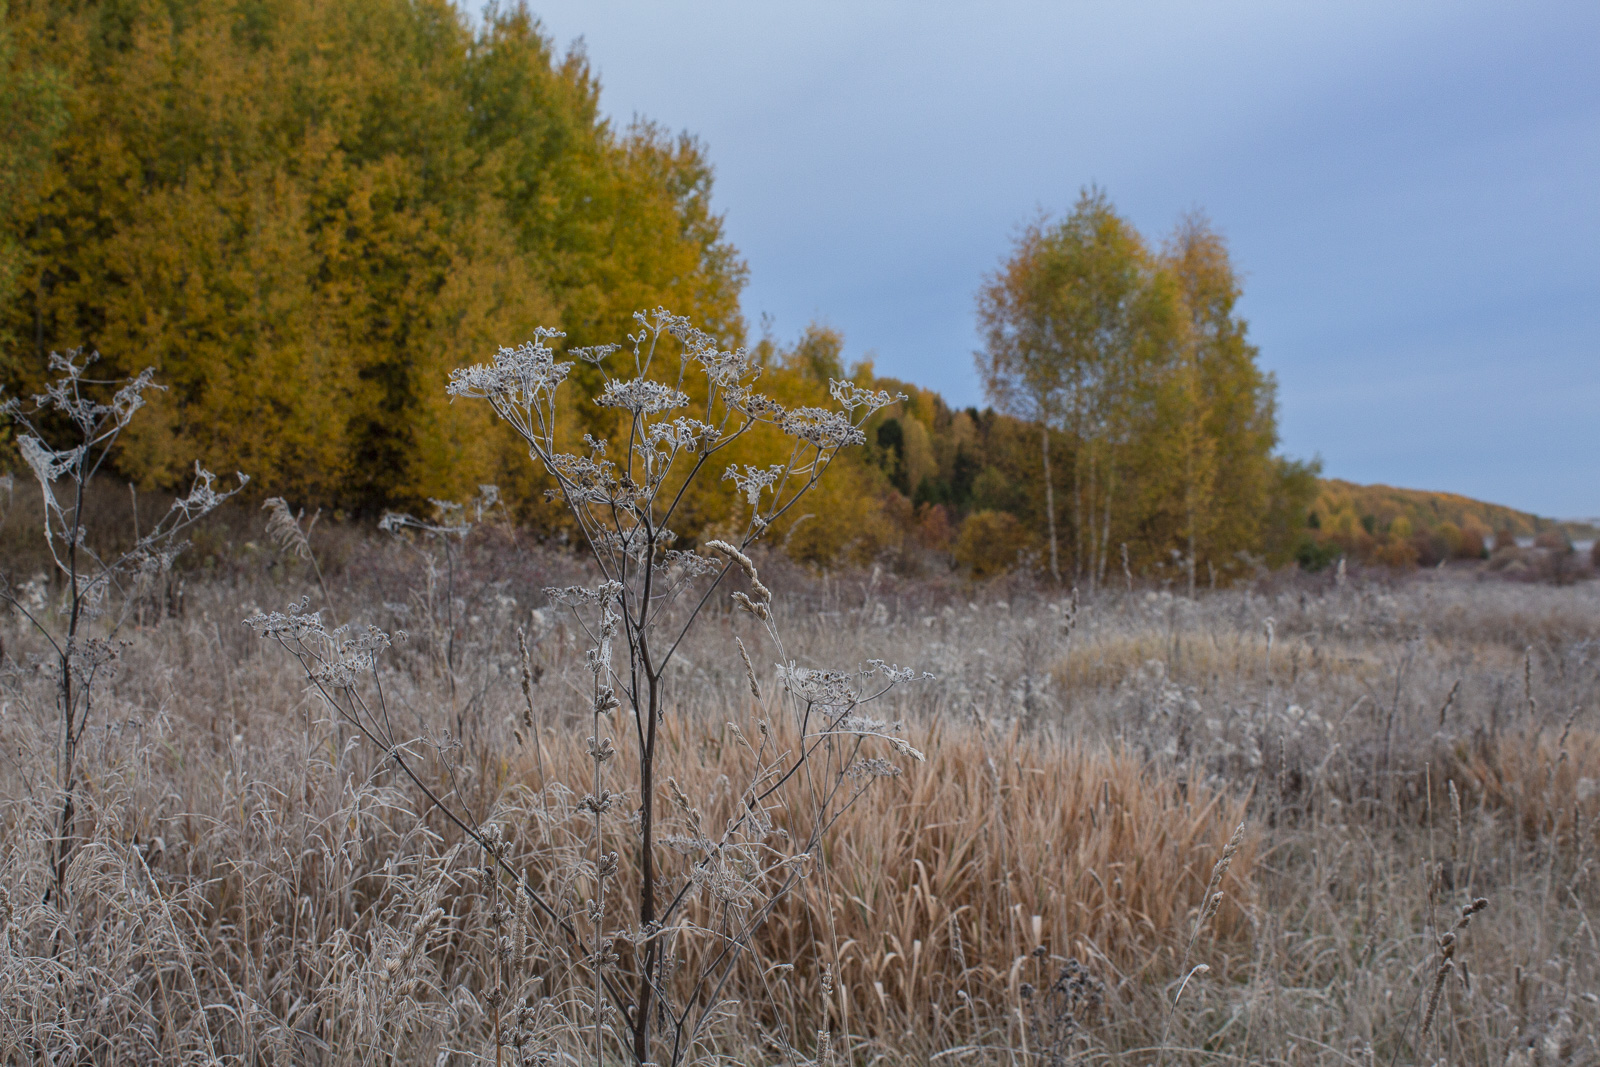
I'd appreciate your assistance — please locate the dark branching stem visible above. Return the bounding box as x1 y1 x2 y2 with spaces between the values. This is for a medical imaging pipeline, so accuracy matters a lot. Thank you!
55 474 85 891
4 355 244 896
438 313 908 1064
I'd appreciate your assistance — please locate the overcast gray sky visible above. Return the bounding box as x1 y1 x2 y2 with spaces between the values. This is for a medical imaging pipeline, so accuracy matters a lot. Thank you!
516 1 1599 518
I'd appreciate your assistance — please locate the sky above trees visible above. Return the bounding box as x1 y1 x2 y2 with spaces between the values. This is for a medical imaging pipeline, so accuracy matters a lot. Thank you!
517 0 1599 518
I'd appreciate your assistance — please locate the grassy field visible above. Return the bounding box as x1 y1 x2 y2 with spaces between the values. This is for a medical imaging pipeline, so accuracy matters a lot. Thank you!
1 523 1596 1065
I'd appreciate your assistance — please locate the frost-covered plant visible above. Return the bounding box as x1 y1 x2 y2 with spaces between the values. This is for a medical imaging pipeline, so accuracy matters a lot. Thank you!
0 350 246 892
246 310 918 1065
262 495 333 612
378 486 505 733
448 310 922 1063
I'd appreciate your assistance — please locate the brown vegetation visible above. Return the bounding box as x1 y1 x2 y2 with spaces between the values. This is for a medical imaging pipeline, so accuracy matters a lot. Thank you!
2 515 1596 1063
0 6 1595 1063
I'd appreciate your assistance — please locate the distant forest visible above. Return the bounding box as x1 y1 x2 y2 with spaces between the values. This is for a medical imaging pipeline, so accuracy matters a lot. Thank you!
1302 480 1594 570
0 0 1575 581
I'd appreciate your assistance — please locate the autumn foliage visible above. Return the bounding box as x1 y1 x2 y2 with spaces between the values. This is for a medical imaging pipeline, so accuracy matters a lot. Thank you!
974 192 1304 588
0 0 743 511
0 0 1390 579
1300 479 1592 572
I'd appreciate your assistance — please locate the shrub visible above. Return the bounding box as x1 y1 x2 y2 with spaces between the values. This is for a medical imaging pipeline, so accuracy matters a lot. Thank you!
1412 531 1446 568
1534 530 1571 552
1374 528 1420 568
1294 535 1339 573
969 465 1023 514
1435 521 1463 558
916 501 954 552
954 509 1029 577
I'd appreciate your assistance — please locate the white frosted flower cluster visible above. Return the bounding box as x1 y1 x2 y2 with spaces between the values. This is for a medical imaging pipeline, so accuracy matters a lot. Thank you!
170 462 243 518
866 659 928 685
779 407 865 450
544 581 623 608
728 387 787 422
656 549 720 580
17 437 86 485
646 417 716 452
688 338 755 387
723 463 787 506
776 664 860 710
596 378 690 415
244 598 326 640
446 329 571 405
547 452 619 505
245 601 395 691
829 378 903 415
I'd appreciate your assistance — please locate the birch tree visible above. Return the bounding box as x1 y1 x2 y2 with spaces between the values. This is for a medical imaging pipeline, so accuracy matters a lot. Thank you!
1161 214 1279 584
977 190 1181 589
975 221 1067 582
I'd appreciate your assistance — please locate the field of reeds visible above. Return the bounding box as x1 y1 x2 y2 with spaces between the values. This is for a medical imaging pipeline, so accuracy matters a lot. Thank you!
1 499 1595 1066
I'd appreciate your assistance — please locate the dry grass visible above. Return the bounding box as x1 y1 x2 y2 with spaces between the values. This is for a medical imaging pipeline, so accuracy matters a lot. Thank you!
2 531 1598 1064
468 714 1254 1062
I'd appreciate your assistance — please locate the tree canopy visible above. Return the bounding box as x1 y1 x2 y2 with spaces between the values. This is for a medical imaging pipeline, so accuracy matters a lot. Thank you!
976 190 1304 587
0 0 744 511
1 4 1326 578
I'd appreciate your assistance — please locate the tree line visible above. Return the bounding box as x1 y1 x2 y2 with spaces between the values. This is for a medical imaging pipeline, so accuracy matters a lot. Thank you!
2 0 1318 580
1302 479 1594 571
1 0 743 513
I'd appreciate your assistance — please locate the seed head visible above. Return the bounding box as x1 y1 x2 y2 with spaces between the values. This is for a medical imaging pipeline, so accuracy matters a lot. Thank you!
705 540 771 603
735 637 762 701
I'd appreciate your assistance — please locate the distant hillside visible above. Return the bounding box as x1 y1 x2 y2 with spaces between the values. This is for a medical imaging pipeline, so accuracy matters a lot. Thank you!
1305 479 1596 567
1316 480 1541 536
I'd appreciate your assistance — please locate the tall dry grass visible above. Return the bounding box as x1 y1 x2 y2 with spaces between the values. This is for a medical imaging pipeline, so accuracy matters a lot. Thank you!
1 529 1597 1064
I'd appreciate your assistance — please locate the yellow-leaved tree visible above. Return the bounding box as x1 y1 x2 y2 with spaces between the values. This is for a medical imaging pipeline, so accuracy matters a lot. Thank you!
977 190 1294 586
0 0 744 511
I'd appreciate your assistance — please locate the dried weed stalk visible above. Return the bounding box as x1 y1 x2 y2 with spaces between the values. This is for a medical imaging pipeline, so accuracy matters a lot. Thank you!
0 351 245 892
249 310 920 1065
